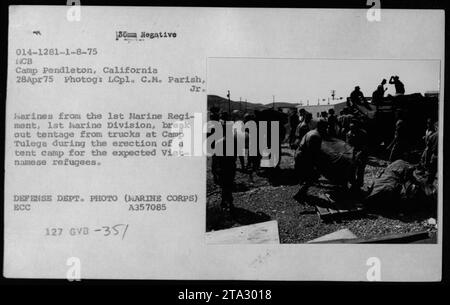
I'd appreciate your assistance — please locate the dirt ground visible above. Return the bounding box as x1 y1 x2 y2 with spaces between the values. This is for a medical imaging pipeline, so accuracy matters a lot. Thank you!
206 145 437 243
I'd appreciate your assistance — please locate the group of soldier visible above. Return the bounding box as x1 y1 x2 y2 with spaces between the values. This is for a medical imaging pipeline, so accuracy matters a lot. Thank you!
209 76 438 217
348 75 405 108
288 105 369 203
209 109 261 216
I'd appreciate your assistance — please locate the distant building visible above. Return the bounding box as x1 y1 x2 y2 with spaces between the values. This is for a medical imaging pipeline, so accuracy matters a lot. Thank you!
332 101 348 115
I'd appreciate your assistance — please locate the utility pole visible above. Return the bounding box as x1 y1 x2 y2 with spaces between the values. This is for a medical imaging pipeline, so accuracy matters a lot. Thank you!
227 90 231 113
272 95 275 109
239 97 242 111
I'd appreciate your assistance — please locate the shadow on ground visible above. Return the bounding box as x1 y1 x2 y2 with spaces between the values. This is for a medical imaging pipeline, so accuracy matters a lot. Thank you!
206 205 271 232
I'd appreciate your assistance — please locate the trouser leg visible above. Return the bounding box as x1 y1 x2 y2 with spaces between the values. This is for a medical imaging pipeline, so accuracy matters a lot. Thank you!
239 156 245 170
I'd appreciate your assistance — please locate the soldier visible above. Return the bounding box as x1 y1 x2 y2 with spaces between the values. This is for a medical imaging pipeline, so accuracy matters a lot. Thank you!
298 108 306 124
421 120 438 183
288 109 300 148
338 107 353 139
327 108 338 137
423 118 436 147
349 86 367 107
387 114 408 162
293 119 328 202
346 119 369 190
209 109 221 184
293 112 312 149
212 119 238 217
233 119 247 171
243 113 260 179
372 78 388 105
389 75 405 95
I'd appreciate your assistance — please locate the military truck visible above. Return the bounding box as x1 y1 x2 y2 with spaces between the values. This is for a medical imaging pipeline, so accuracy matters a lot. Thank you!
351 93 439 159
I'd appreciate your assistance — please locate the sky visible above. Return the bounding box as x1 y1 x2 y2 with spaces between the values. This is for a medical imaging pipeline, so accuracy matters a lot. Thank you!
208 59 441 105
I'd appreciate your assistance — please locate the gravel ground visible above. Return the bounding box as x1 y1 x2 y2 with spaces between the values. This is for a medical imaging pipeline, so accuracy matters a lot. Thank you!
206 146 437 243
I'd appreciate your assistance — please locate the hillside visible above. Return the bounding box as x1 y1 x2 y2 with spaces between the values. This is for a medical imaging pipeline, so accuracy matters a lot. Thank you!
208 95 299 113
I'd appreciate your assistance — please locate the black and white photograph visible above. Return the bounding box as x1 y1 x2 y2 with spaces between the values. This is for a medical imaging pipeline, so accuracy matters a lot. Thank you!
206 58 440 244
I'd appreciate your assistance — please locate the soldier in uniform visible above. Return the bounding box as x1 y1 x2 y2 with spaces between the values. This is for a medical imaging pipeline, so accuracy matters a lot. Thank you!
346 119 369 190
212 117 238 217
293 119 328 202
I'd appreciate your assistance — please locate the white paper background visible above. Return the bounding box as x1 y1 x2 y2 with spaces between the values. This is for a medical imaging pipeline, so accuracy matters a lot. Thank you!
4 6 444 281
